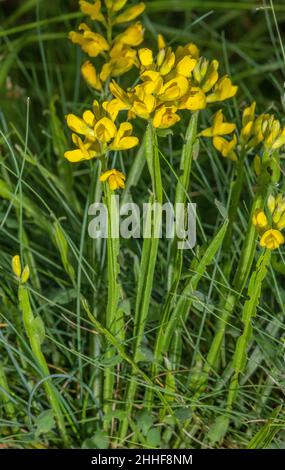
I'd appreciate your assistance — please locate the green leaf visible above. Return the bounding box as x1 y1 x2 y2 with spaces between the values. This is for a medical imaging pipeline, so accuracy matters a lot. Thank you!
208 416 229 444
35 410 55 438
174 407 192 421
82 430 109 449
146 428 161 447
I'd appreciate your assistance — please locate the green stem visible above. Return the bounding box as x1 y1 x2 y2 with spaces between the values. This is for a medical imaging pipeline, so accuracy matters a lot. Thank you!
102 166 121 427
222 148 247 253
143 113 199 411
18 284 68 445
225 249 271 429
167 111 199 289
119 122 162 442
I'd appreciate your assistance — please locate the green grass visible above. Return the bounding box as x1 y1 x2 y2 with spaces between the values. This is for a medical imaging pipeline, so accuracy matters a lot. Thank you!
1 0 285 449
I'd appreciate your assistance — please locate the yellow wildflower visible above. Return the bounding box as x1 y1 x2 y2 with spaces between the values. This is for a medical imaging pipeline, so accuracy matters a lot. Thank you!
206 76 238 103
153 106 180 129
81 61 102 90
200 110 236 137
115 22 144 47
109 122 139 150
69 23 110 58
199 110 237 160
12 255 22 278
252 209 269 231
114 2 145 24
260 229 284 250
253 194 285 250
65 100 138 162
240 101 256 146
79 0 105 22
12 255 30 283
193 58 219 93
100 169 126 190
213 135 237 161
178 87 206 111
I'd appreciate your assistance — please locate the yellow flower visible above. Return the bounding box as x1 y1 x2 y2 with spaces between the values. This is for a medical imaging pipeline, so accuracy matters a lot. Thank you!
176 55 197 77
206 76 238 103
157 76 189 101
252 209 269 231
79 0 105 22
138 48 154 67
81 61 102 90
260 229 284 250
114 2 145 24
157 33 166 50
94 117 117 143
178 87 206 111
253 194 285 249
100 43 138 81
105 0 128 11
65 101 138 162
65 133 99 162
267 194 276 214
12 255 30 283
175 42 200 62
159 48 176 75
193 58 219 93
109 122 139 150
240 101 256 146
153 105 180 129
12 255 22 278
69 23 110 58
213 135 237 161
100 169 126 190
115 22 144 47
200 110 236 137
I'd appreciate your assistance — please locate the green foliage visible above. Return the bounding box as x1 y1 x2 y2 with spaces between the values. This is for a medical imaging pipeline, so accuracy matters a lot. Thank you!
1 0 285 451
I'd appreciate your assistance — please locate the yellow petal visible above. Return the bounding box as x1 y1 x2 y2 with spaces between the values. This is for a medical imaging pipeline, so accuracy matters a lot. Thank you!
114 3 145 24
12 255 21 278
260 229 284 250
267 194 276 214
157 34 166 50
66 114 89 135
64 149 87 162
176 56 197 77
79 0 102 20
81 61 102 90
21 265 30 284
94 117 117 143
138 48 153 67
83 110 96 127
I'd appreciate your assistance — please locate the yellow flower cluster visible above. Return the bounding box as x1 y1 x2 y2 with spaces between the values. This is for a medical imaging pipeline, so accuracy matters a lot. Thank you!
64 100 139 162
253 194 285 250
69 0 145 91
106 37 238 128
200 101 285 163
241 102 285 152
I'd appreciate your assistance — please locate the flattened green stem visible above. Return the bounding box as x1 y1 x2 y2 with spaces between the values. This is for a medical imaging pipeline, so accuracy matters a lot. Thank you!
193 152 272 394
145 220 229 410
119 122 162 441
18 284 68 444
102 173 121 425
168 112 199 289
226 249 271 422
222 149 247 253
